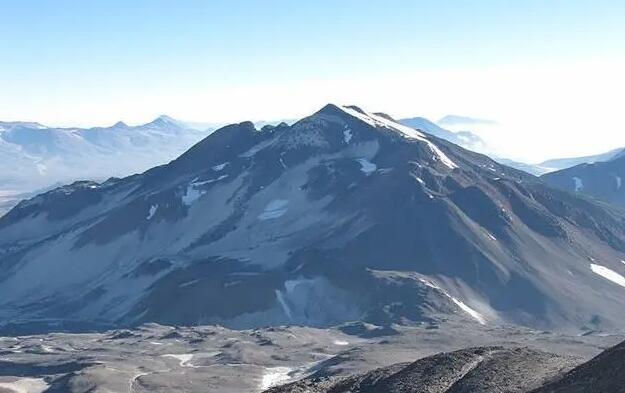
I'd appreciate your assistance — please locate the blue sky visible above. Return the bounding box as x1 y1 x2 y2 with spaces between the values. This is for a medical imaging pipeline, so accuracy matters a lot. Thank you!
1 1 625 160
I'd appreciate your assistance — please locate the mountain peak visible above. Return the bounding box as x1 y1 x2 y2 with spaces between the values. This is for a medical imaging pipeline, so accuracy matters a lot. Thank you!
112 121 129 129
145 115 185 129
156 114 176 123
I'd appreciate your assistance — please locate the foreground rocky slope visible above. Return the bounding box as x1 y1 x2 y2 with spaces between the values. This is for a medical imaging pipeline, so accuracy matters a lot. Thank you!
532 340 625 393
267 347 577 393
2 104 625 331
267 338 625 393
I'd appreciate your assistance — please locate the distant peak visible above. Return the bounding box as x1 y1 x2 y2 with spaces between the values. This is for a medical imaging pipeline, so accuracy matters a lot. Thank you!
156 115 176 123
145 115 184 129
112 121 128 128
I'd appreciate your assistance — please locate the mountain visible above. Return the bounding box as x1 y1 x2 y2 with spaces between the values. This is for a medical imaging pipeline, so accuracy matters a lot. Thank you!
541 153 625 206
0 116 211 213
399 116 488 153
538 147 625 172
3 104 625 332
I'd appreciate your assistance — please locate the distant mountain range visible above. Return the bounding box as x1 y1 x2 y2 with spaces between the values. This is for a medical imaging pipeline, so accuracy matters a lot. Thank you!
0 117 212 214
0 116 211 190
494 148 625 177
538 148 625 172
542 149 625 207
3 104 625 332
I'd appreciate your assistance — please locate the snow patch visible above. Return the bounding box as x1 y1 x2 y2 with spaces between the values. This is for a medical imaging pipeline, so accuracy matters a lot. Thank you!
339 106 425 138
240 139 273 157
179 279 201 288
573 177 584 192
333 340 349 346
182 176 229 206
616 175 622 190
192 175 228 187
449 297 487 325
417 278 487 324
258 199 290 220
182 184 203 206
260 367 292 390
590 263 625 288
337 105 457 169
275 290 293 320
343 127 353 143
40 345 54 353
212 162 228 171
147 204 158 220
0 378 49 393
356 158 377 175
162 353 196 368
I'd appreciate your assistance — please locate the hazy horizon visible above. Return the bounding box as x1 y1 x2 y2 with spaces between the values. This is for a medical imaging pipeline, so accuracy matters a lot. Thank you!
2 1 625 161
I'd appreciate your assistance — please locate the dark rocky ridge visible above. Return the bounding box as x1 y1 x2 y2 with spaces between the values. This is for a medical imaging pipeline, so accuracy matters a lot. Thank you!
267 341 625 393
532 340 625 393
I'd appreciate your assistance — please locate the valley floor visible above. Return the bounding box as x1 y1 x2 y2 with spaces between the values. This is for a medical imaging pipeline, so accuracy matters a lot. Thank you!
0 319 622 393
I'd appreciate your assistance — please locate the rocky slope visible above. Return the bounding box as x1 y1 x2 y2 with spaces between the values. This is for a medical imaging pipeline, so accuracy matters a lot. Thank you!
266 346 579 393
2 104 625 331
532 340 625 393
266 338 625 393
